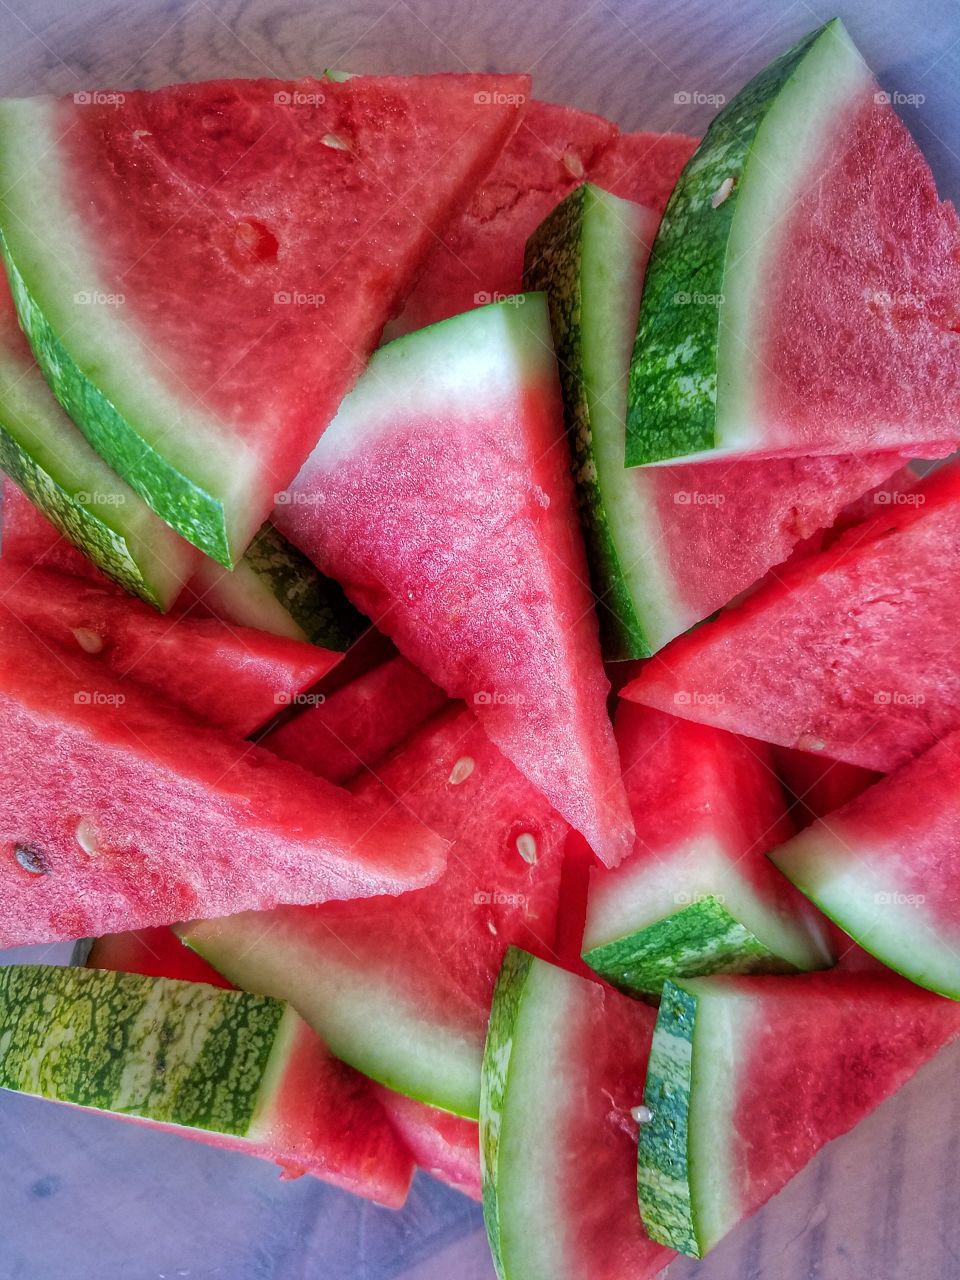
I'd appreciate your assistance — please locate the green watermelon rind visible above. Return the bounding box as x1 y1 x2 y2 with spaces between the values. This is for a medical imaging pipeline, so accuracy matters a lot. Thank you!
0 964 295 1136
770 831 960 1001
524 184 674 659
625 19 871 465
582 895 802 996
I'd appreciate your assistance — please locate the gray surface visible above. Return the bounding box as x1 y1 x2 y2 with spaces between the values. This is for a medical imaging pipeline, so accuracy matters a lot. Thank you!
2 0 960 1275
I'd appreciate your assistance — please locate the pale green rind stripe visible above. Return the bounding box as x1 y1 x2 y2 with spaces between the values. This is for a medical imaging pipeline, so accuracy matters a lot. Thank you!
625 22 833 464
583 896 797 996
480 946 535 1280
637 980 701 1256
0 965 286 1135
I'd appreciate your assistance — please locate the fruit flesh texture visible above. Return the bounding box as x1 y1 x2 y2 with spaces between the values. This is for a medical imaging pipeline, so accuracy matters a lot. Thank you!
0 75 529 564
0 559 340 735
622 462 960 772
275 298 633 867
774 745 880 825
481 949 672 1280
375 1086 481 1201
85 927 415 1206
184 705 568 1118
0 616 446 946
586 130 698 210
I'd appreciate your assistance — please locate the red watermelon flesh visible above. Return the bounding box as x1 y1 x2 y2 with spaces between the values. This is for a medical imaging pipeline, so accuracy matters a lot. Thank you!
622 461 960 771
762 91 960 454
386 99 618 336
183 704 569 1117
0 559 339 736
85 928 415 1207
17 75 528 562
375 1086 481 1201
587 129 698 211
0 617 447 947
1 477 109 583
265 654 448 784
774 745 880 825
275 299 634 867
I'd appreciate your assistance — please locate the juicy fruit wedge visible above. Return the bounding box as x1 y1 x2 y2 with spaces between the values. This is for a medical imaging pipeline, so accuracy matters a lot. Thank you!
275 297 633 866
264 654 448 783
524 182 904 657
627 20 960 465
375 1087 481 1201
638 972 960 1257
0 560 340 735
623 462 960 771
481 949 672 1280
84 928 415 1206
0 279 196 607
771 730 960 998
582 704 832 995
386 99 618 337
0 617 446 947
0 74 529 565
182 706 568 1119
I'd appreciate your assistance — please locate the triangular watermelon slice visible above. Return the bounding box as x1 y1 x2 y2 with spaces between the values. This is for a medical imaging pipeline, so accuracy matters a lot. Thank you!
182 704 569 1119
638 972 960 1257
524 179 908 657
0 559 339 736
385 98 618 337
627 20 960 465
623 461 960 771
0 617 446 946
274 297 634 866
0 74 529 565
482 949 672 1280
83 928 416 1206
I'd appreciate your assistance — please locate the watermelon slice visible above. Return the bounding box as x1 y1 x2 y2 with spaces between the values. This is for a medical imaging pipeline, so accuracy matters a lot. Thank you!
587 130 698 210
481 948 672 1280
0 616 447 947
274 297 633 866
264 653 447 783
385 98 617 337
0 963 413 1207
524 180 906 657
622 461 960 771
181 704 568 1118
84 928 415 1206
626 20 960 465
582 704 831 995
0 279 197 607
637 972 960 1257
0 560 339 735
0 74 529 565
774 746 880 825
770 730 960 998
375 1087 481 1201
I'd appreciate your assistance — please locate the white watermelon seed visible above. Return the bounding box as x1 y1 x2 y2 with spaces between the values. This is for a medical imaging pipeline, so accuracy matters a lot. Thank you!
73 627 104 654
75 819 100 856
711 176 736 207
631 1104 653 1124
322 133 351 151
516 833 538 864
562 149 585 179
448 756 475 785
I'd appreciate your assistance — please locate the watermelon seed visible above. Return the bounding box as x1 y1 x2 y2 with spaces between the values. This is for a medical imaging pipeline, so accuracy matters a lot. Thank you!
562 149 585 180
75 819 100 856
448 756 475 785
14 843 49 875
631 1105 653 1124
72 627 104 654
488 920 498 936
322 133 351 151
516 833 538 864
711 176 736 208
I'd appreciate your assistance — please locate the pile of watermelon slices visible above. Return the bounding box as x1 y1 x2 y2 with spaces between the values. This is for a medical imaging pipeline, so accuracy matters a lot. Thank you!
3 15 960 1278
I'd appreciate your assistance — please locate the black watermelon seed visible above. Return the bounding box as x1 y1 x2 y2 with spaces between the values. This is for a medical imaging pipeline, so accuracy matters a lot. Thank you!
14 844 49 875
